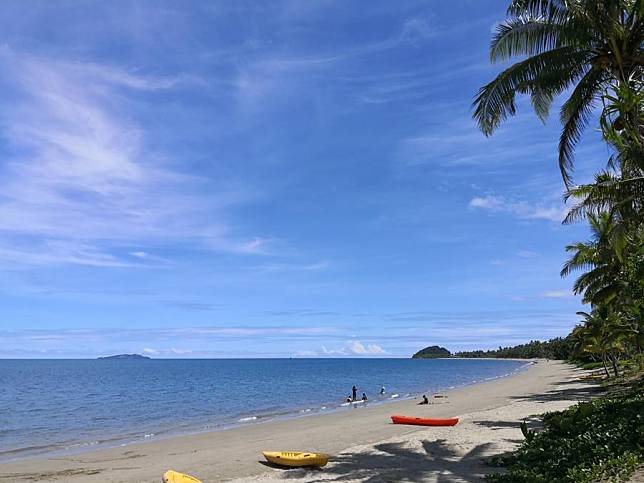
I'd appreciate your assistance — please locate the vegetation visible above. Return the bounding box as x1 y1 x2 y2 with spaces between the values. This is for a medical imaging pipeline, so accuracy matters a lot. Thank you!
472 0 643 480
411 346 451 358
453 337 574 360
486 377 643 482
473 0 644 186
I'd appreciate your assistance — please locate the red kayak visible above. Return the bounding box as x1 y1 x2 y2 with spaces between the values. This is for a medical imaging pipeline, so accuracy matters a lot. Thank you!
391 415 459 426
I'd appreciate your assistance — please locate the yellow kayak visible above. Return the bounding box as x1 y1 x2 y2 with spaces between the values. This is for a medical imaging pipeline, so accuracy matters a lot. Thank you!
163 470 202 483
262 451 329 467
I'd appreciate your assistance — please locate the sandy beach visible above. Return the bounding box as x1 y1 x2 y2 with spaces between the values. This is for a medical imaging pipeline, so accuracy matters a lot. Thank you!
0 360 601 482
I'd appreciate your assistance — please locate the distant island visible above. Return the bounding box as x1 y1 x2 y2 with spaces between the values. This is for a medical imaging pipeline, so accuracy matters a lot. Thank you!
97 354 150 360
412 345 451 358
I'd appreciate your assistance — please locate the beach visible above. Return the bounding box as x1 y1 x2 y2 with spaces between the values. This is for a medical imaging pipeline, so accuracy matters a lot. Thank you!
0 360 601 482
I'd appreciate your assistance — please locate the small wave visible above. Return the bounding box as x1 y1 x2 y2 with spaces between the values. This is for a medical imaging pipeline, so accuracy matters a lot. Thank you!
143 433 155 439
238 416 257 422
64 440 99 450
390 394 399 399
320 406 326 410
299 408 312 413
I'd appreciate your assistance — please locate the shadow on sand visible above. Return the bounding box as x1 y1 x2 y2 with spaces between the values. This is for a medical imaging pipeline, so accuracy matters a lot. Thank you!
265 439 501 483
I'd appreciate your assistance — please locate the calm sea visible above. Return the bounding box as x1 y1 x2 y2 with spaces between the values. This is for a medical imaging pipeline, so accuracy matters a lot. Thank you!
0 358 528 461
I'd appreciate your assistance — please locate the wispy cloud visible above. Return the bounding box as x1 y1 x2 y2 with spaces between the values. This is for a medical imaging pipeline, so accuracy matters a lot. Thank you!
253 260 330 273
0 48 262 268
292 349 318 357
469 194 567 222
540 290 573 299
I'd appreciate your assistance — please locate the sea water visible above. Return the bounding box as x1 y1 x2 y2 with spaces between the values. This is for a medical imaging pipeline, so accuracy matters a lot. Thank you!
0 358 528 461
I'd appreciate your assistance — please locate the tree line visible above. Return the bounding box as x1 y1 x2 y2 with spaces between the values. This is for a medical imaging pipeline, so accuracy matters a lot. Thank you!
454 337 575 360
472 0 643 378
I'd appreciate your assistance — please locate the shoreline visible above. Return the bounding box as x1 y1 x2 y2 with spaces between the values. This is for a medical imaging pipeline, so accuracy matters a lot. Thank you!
0 359 600 482
1 358 531 465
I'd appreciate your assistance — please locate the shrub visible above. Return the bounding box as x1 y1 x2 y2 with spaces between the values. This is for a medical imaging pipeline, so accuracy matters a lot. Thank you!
486 388 643 482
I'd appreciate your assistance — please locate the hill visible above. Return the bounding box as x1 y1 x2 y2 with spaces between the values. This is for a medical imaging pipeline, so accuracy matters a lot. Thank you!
412 345 451 359
97 354 151 360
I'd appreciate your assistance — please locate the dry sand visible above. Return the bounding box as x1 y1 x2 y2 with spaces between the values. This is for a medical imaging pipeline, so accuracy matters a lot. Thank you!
0 360 601 482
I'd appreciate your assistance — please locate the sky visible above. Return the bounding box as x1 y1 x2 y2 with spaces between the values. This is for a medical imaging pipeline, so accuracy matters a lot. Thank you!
0 0 610 358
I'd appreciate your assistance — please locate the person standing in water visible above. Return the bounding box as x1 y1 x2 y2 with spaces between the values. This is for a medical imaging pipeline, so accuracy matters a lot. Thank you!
362 393 368 401
352 385 357 401
380 386 386 395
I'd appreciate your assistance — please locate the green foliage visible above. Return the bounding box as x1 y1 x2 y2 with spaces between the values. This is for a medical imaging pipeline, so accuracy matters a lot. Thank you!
474 2 643 480
454 337 575 360
486 388 644 482
473 0 644 186
411 346 451 359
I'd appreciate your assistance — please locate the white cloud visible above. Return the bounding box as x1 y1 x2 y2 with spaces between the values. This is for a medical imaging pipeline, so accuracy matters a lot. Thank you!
321 345 347 356
142 347 158 354
540 290 573 299
469 195 504 210
170 347 192 355
348 340 387 355
254 260 330 273
400 16 434 45
469 195 566 222
0 48 262 268
293 350 318 357
517 250 539 258
130 251 149 259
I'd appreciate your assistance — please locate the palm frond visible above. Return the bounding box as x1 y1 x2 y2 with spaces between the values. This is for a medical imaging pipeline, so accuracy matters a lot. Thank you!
473 47 590 134
558 67 608 186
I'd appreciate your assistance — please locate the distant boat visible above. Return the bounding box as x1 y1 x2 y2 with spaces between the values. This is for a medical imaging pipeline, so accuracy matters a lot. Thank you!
391 415 459 426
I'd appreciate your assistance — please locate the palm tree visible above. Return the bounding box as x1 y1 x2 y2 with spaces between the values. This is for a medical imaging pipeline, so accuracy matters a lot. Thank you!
473 0 644 185
561 212 623 304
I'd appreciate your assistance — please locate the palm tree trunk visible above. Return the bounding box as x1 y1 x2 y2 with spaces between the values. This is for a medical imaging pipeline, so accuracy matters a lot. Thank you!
610 354 619 377
601 356 611 378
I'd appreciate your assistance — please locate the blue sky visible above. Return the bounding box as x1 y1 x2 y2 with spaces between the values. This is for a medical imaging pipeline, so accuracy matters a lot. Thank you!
0 1 607 358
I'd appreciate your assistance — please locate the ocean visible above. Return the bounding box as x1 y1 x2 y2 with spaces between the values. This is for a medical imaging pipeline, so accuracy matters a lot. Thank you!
0 358 528 462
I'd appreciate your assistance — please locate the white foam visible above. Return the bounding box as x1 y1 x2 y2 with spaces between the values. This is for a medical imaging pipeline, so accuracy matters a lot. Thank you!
238 416 257 422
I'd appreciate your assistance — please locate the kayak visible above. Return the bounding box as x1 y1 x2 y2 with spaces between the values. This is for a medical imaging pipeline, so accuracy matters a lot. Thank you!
262 451 329 467
391 415 459 426
163 470 202 483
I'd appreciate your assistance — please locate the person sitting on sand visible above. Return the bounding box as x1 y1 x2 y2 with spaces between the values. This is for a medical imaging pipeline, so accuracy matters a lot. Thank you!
362 393 368 401
418 395 429 405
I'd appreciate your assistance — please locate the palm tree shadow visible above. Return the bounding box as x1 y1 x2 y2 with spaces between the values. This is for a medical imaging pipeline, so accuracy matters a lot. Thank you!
269 439 501 482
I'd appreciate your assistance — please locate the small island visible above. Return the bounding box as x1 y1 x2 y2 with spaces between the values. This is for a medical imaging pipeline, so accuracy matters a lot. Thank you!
97 354 150 360
411 345 451 359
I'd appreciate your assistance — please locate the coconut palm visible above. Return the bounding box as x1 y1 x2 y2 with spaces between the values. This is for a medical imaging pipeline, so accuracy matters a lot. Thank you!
473 0 644 185
561 212 623 305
